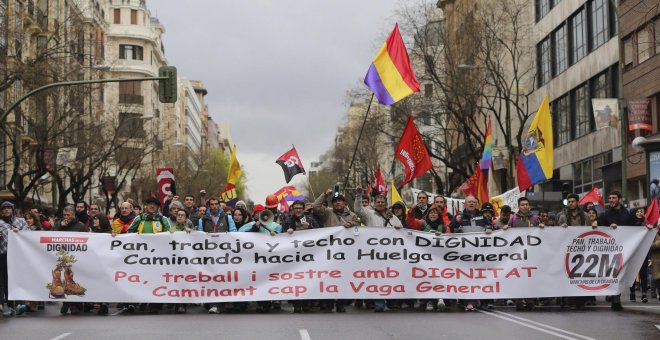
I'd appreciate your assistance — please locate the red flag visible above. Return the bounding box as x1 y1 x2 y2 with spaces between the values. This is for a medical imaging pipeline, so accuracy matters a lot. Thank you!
371 165 387 196
459 170 479 197
275 146 306 183
579 187 605 206
395 116 432 186
459 165 489 205
279 197 290 213
645 197 659 226
156 168 175 204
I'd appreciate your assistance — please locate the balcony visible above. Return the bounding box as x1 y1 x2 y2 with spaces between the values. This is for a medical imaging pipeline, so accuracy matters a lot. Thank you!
119 94 144 106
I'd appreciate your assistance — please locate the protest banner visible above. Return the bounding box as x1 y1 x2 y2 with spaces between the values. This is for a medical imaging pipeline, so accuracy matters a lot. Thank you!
9 227 654 303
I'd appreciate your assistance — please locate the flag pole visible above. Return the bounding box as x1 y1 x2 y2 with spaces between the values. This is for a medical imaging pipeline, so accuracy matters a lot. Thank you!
343 93 375 190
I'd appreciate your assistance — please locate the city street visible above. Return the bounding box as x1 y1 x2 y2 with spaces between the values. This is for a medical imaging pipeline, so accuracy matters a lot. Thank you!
2 299 659 340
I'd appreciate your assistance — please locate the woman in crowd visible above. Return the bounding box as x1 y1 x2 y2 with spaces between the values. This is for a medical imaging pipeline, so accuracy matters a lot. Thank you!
25 212 43 231
232 207 251 229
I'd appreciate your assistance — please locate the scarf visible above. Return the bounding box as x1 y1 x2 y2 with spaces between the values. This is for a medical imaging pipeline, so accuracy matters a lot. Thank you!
441 207 451 226
76 211 89 224
119 212 135 224
425 216 445 232
0 215 12 224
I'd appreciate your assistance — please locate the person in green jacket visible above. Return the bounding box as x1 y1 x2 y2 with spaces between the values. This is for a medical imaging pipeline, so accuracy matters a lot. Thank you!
127 197 170 234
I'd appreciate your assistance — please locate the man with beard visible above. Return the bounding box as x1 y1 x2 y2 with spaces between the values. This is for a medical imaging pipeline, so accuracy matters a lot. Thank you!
433 195 453 227
0 202 28 316
183 194 200 226
75 201 91 229
597 191 631 311
112 202 135 234
314 188 359 312
354 189 402 229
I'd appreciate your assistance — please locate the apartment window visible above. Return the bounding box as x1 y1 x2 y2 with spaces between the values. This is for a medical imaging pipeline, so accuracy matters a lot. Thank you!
119 44 143 60
118 81 143 105
424 84 433 98
14 1 21 59
554 24 567 74
554 96 570 146
536 0 551 21
653 17 660 54
574 154 606 194
113 8 120 24
0 0 6 62
638 27 650 63
571 8 587 63
130 9 137 24
37 36 47 54
118 113 145 138
591 0 608 49
537 38 551 85
623 37 633 68
591 71 608 99
574 84 590 138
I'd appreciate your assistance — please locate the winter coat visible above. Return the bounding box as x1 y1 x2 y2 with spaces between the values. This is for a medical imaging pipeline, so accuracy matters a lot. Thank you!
556 208 589 226
412 204 432 219
511 211 540 228
354 199 402 228
0 216 29 255
197 210 236 233
597 205 630 227
406 213 450 233
313 193 359 228
449 209 480 232
282 214 320 231
238 221 282 233
53 219 88 232
127 213 170 234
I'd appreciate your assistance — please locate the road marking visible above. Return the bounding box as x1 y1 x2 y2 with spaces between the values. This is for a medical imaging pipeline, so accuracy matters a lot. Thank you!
299 329 312 340
478 309 594 340
50 333 72 340
111 309 124 316
489 310 597 340
655 325 660 332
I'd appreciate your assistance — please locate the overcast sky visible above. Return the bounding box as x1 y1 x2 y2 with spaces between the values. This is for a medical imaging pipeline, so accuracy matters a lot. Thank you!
149 0 401 204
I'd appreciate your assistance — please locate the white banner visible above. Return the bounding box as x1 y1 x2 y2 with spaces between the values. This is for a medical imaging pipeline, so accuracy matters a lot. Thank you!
491 188 526 213
9 227 655 303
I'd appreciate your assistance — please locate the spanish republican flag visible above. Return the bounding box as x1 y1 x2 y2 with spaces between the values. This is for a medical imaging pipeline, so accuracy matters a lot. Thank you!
364 24 420 105
517 96 554 191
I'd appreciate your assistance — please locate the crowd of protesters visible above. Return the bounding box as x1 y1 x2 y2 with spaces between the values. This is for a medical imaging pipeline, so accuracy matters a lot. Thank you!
0 188 659 316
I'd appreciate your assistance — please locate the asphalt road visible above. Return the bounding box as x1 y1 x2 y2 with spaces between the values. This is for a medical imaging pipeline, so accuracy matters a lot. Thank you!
1 299 659 340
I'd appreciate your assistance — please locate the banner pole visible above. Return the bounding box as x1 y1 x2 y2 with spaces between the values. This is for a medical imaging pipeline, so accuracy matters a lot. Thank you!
343 93 375 190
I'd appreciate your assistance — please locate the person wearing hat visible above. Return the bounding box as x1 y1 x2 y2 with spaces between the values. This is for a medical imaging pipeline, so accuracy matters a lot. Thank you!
264 194 284 225
127 197 170 234
0 201 29 316
455 201 497 312
313 188 359 313
313 189 359 229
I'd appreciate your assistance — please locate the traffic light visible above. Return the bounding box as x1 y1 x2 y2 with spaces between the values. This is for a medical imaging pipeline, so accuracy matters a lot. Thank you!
158 66 177 103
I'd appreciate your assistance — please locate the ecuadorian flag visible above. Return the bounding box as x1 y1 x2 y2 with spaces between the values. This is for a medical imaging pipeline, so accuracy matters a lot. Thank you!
364 24 420 105
516 96 554 191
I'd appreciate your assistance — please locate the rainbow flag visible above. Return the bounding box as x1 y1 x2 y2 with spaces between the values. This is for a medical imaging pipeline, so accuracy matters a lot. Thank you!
517 96 554 191
364 24 420 105
480 119 492 170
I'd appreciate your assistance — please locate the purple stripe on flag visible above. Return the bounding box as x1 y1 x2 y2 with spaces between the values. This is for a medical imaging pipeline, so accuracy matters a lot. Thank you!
521 153 547 185
364 64 395 105
285 195 306 201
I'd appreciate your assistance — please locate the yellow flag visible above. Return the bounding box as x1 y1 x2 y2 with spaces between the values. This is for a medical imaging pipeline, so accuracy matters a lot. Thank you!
391 180 407 213
226 145 242 185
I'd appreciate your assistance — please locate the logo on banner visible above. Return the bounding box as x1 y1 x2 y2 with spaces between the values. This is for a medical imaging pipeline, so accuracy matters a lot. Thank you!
40 237 89 299
565 230 623 291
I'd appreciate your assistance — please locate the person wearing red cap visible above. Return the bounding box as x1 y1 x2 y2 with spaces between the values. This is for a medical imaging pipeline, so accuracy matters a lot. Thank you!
264 194 284 225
